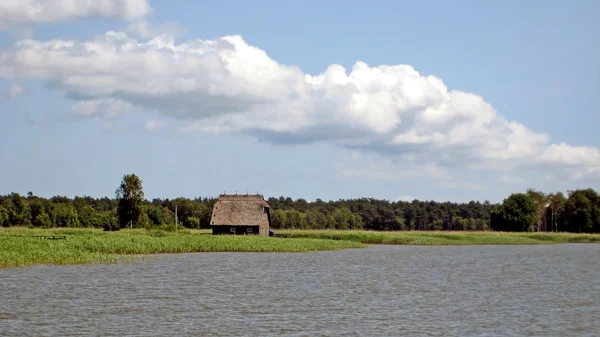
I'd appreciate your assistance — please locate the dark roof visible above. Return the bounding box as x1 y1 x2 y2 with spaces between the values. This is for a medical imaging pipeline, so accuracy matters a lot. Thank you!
210 194 270 226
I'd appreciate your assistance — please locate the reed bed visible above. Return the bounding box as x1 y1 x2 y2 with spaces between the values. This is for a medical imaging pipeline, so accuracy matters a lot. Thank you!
278 230 600 245
3 228 598 268
0 228 364 268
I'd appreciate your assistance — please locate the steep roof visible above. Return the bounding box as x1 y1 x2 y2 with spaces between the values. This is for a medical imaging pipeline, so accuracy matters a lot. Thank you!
210 194 270 226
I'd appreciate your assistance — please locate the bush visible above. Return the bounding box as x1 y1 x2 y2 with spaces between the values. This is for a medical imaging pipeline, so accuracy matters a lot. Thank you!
103 222 120 231
33 212 52 228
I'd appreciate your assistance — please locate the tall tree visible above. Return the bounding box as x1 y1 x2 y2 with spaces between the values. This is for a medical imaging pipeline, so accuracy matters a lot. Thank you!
9 193 30 227
547 192 566 232
53 203 80 227
491 193 536 232
564 189 599 233
115 173 145 230
526 188 547 232
270 209 287 229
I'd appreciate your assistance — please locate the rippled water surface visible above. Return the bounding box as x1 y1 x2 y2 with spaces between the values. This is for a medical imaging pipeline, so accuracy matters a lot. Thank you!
1 244 599 336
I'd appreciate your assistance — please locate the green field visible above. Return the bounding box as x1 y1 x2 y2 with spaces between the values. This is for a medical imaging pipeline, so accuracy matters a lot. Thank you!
278 230 600 245
0 228 365 268
2 228 599 269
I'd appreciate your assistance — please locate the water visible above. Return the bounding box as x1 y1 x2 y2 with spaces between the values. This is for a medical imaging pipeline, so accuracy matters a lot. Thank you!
1 244 599 336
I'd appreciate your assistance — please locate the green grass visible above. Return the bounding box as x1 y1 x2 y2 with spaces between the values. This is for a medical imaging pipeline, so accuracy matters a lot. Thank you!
0 228 365 268
278 230 600 245
3 228 598 268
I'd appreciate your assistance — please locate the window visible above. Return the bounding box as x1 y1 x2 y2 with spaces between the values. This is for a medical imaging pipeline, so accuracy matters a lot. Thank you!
247 228 253 233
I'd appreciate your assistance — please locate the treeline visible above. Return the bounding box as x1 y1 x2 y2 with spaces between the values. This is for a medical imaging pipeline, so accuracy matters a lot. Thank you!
0 193 217 231
267 197 491 231
0 174 598 233
491 188 600 233
0 192 492 231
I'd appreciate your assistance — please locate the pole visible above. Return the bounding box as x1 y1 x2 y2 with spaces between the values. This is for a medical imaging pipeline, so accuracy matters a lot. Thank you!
175 205 178 233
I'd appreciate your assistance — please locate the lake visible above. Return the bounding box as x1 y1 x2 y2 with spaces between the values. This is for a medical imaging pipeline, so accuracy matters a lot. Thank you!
1 244 599 336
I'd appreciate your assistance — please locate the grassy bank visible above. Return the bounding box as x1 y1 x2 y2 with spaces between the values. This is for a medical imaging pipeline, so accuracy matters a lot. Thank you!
279 230 600 245
0 228 365 268
3 228 598 268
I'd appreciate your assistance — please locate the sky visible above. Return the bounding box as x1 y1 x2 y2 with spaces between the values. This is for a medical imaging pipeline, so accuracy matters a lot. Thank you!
0 0 598 203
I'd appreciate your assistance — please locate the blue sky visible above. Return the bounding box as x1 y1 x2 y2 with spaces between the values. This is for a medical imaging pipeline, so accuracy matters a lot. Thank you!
0 0 598 203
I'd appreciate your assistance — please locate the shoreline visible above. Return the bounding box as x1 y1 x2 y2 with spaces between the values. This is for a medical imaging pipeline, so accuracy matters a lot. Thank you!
0 228 365 268
277 229 600 245
1 228 599 268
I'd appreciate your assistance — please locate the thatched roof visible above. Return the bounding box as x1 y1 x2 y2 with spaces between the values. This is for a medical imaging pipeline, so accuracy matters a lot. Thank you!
210 194 270 226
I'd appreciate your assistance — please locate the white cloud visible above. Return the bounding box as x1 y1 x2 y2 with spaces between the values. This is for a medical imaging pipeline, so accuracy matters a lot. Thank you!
498 175 524 184
0 31 598 181
5 84 24 98
126 19 185 39
145 119 166 130
0 0 151 29
71 98 133 118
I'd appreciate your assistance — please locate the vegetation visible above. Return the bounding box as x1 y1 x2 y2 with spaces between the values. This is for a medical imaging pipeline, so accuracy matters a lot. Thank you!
0 173 598 233
280 230 600 245
0 228 365 268
3 226 597 268
114 173 146 231
490 193 537 232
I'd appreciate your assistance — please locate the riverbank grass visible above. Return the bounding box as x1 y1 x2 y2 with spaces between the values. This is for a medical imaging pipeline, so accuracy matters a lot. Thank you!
279 230 600 245
3 228 598 268
0 228 365 268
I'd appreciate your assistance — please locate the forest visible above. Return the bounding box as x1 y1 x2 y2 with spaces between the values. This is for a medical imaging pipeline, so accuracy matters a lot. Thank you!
0 174 599 233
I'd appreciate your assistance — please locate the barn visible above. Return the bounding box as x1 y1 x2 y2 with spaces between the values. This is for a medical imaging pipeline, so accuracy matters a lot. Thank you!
209 193 271 235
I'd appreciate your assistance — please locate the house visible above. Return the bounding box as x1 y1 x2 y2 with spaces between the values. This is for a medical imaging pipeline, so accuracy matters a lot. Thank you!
209 193 271 235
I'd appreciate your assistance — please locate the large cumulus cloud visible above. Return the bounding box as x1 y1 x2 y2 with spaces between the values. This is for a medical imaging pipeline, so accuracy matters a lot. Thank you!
0 31 598 181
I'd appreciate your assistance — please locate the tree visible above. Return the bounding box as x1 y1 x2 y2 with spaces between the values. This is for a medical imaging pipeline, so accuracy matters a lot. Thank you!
491 193 536 232
9 193 30 227
547 192 566 232
52 203 80 227
526 188 547 232
115 173 145 230
564 189 599 233
270 209 287 229
2 185 598 233
97 210 119 231
332 207 353 229
432 219 444 231
30 199 53 228
76 204 97 228
147 205 165 226
284 209 307 229
476 219 488 231
198 204 213 228
186 216 200 228
0 206 9 227
306 209 328 229
33 212 52 228
73 197 97 227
